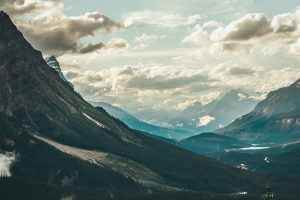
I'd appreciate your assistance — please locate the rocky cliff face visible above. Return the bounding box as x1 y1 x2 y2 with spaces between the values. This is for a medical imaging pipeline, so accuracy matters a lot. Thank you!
45 56 74 88
0 11 75 115
215 80 300 143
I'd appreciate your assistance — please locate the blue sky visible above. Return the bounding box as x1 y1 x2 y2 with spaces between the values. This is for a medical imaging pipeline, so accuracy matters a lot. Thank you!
2 0 300 112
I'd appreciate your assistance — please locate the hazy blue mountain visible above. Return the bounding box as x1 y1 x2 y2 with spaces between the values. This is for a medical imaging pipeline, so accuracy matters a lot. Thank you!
168 89 262 133
130 109 178 126
89 102 195 139
215 80 300 144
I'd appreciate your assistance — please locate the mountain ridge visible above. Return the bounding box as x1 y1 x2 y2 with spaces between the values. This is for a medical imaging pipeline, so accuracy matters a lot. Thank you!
215 79 300 143
168 89 261 133
45 55 74 89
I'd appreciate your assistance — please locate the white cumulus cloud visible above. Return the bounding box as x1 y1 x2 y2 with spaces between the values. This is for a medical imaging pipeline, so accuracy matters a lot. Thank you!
124 11 203 28
196 115 216 127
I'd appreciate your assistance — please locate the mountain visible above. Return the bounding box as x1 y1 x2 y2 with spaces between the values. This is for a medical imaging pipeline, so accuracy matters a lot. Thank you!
45 55 74 89
89 102 194 139
209 89 262 124
215 80 300 143
177 133 250 154
0 11 299 197
142 132 250 154
168 89 262 133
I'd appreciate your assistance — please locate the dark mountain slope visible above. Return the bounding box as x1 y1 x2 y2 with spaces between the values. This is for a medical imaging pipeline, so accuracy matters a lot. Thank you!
0 177 269 200
0 11 299 196
90 102 194 139
0 113 140 188
206 148 300 177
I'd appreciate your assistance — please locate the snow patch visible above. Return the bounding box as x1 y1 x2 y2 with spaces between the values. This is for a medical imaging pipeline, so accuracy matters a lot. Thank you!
0 152 16 177
82 112 105 128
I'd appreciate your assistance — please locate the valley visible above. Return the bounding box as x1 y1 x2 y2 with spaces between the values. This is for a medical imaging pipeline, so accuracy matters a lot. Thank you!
0 4 299 200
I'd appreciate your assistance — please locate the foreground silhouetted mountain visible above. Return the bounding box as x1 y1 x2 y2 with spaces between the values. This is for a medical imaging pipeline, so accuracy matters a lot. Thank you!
89 102 194 139
0 11 299 197
169 89 262 133
215 80 300 143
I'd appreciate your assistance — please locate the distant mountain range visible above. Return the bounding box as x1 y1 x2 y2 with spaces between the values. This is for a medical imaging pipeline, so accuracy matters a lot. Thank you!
215 79 300 144
162 89 262 133
96 88 263 137
89 102 194 139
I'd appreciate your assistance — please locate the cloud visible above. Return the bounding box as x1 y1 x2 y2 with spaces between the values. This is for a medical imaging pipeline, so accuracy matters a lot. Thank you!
176 123 183 127
182 8 300 57
0 0 63 16
182 25 209 45
208 63 256 79
210 42 252 54
77 43 105 54
142 119 173 128
14 12 129 56
135 34 158 43
271 12 298 33
62 65 215 110
203 21 223 28
103 38 129 54
199 91 221 105
196 115 216 127
124 11 203 28
210 13 272 41
62 62 300 112
175 100 197 111
0 152 16 177
290 38 300 57
132 43 149 50
61 60 80 69
133 34 166 50
255 67 300 92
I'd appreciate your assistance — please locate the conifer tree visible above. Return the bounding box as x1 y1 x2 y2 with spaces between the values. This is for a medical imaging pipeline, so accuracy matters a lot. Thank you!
262 185 273 200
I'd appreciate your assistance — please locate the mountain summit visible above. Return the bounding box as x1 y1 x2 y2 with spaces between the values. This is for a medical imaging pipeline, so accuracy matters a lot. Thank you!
45 55 74 88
